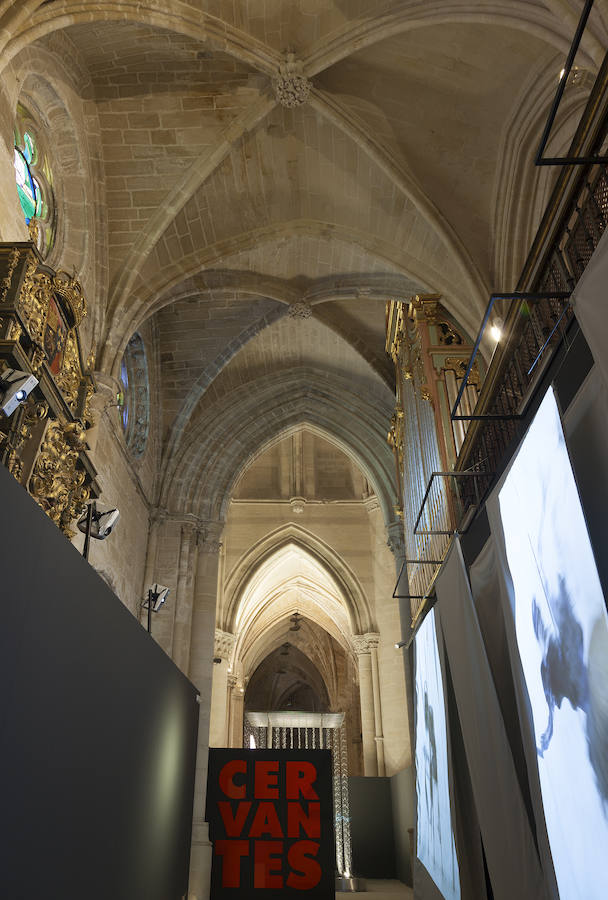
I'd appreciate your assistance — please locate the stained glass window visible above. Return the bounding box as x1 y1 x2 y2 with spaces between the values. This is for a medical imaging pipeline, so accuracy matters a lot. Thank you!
120 359 129 430
13 106 56 255
119 334 150 458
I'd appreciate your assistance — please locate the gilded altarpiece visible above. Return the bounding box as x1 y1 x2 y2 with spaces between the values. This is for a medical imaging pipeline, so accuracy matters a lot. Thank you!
0 240 99 537
386 296 480 624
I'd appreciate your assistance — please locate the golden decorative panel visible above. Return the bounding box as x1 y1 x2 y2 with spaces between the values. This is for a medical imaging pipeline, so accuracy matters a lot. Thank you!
0 240 99 537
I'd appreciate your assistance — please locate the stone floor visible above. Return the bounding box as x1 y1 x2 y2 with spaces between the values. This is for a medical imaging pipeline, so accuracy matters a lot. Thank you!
337 880 413 898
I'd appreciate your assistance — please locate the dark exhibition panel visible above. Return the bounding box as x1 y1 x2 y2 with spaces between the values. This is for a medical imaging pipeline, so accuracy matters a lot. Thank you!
348 776 396 879
390 765 415 885
347 771 416 884
0 463 199 900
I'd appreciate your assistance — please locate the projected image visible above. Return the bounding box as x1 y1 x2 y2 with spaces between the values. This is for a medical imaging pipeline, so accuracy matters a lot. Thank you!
498 388 608 900
415 609 460 900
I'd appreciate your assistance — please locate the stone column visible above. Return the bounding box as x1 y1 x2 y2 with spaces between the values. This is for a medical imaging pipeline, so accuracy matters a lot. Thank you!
187 523 223 900
354 635 377 776
172 522 199 674
367 633 386 777
387 520 416 760
208 629 235 747
229 678 245 748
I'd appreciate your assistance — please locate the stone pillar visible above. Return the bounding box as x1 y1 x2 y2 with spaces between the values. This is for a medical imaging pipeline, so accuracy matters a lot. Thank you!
172 522 199 674
368 634 386 777
208 629 235 747
387 520 416 760
354 635 377 776
187 523 223 900
229 678 245 748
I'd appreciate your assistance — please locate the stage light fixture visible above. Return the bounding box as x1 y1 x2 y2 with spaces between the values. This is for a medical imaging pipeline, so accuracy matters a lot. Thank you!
0 367 38 417
145 583 170 612
394 640 407 650
142 583 170 634
77 503 120 540
77 501 120 561
489 316 504 343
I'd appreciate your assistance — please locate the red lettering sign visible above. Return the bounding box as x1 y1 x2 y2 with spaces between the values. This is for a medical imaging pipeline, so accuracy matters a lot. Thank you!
254 760 279 799
207 750 333 898
286 762 319 800
219 759 247 799
287 840 322 890
254 840 283 889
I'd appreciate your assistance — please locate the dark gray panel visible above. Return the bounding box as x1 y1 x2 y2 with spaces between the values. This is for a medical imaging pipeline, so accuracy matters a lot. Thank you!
390 766 415 886
0 463 199 900
348 776 395 878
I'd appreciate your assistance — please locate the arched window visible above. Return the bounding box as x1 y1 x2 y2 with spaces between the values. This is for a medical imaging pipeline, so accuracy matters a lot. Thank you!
119 333 150 458
13 104 56 256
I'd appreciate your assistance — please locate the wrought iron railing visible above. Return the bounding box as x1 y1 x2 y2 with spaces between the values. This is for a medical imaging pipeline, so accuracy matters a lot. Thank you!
401 44 608 637
455 49 608 498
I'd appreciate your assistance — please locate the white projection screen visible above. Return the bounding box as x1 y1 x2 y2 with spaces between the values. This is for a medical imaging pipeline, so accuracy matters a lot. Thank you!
415 608 461 900
498 387 608 900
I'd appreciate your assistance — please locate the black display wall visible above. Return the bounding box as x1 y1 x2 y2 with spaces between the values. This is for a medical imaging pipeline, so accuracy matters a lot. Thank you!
348 776 396 878
0 462 199 900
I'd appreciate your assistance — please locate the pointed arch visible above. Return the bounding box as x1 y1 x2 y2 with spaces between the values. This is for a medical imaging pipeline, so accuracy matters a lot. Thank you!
160 369 398 529
222 522 375 638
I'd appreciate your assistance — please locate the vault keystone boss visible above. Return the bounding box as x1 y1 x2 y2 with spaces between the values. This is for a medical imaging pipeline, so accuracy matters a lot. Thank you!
206 750 334 896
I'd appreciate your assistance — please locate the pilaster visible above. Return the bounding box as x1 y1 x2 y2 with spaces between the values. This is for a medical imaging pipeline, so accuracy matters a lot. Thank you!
187 521 224 900
209 628 235 747
353 633 379 776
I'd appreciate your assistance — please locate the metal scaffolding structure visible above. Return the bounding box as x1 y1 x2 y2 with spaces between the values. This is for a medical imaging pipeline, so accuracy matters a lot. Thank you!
245 711 352 877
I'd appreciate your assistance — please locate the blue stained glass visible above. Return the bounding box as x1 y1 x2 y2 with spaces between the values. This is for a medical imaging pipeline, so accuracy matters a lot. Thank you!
120 360 129 428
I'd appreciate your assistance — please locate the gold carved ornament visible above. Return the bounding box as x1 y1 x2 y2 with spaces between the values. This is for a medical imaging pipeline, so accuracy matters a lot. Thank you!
437 321 463 346
444 357 480 387
18 264 89 413
29 419 90 537
0 247 20 304
53 269 87 327
18 261 51 346
55 330 82 414
2 396 48 482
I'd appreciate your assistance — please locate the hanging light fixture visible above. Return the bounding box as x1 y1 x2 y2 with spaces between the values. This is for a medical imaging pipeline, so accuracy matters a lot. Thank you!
289 611 302 631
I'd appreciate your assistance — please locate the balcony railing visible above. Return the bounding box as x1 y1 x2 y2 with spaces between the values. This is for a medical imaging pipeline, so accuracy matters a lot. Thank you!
402 40 608 637
455 47 608 499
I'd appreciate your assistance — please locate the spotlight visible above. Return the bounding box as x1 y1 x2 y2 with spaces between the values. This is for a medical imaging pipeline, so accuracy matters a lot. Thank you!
144 583 170 612
77 502 120 540
141 583 171 634
395 640 407 650
0 367 38 417
77 501 120 562
490 324 502 343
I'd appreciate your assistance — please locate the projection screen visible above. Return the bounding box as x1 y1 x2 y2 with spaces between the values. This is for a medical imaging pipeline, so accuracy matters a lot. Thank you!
498 387 608 900
415 608 461 900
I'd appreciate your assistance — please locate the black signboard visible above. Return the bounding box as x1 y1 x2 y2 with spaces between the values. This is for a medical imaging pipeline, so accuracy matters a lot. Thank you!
206 749 335 898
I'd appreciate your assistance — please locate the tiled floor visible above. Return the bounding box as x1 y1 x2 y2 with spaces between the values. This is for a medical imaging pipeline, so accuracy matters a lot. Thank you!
337 879 413 898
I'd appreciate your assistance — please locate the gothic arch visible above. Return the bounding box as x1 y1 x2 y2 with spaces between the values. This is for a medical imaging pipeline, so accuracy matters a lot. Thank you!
160 369 397 528
222 522 374 639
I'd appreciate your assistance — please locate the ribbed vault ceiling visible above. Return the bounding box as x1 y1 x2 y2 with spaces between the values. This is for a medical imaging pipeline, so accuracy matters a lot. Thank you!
2 0 603 518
